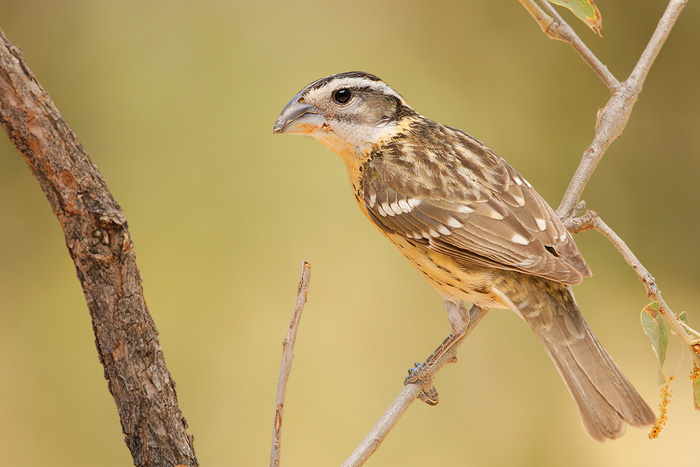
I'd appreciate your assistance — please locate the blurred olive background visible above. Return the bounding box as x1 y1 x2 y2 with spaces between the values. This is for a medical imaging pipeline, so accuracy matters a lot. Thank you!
1 1 699 466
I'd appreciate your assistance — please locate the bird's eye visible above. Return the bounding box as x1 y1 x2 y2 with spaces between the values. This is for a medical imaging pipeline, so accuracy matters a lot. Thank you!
333 88 352 104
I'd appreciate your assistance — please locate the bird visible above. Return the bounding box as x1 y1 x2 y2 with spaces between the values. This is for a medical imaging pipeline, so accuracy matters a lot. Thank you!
273 71 655 441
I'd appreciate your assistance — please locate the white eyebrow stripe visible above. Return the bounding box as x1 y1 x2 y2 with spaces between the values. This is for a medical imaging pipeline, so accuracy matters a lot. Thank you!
305 76 407 105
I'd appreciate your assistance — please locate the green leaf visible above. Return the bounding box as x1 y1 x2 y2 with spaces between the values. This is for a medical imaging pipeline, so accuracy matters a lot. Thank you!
641 304 668 385
550 0 603 36
679 310 689 326
694 376 700 411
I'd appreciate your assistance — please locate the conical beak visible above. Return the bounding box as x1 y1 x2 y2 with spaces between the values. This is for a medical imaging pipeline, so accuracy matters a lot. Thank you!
273 92 326 135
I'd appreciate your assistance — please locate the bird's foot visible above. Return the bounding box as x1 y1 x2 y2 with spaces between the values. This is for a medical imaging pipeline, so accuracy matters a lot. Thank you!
405 362 440 405
404 324 470 406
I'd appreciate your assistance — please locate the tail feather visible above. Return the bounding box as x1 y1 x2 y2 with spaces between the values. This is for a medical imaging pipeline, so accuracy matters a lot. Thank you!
550 326 654 440
511 277 656 441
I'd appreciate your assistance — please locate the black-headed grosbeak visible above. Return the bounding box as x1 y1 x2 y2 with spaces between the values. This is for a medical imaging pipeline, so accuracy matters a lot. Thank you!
274 71 655 441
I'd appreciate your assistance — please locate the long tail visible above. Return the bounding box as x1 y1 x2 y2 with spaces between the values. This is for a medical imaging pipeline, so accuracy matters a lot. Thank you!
507 276 656 441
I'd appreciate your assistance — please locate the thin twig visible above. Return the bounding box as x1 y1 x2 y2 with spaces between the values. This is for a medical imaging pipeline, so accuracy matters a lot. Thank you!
341 386 421 467
518 0 619 89
341 306 488 467
518 0 556 35
567 211 700 368
679 322 700 340
627 0 688 90
555 0 687 219
270 261 312 467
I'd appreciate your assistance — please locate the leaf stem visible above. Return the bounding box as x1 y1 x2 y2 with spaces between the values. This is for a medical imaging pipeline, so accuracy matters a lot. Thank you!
518 0 619 90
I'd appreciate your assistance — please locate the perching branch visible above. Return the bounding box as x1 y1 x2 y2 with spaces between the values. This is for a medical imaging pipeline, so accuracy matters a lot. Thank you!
270 261 311 467
341 306 488 467
0 28 197 466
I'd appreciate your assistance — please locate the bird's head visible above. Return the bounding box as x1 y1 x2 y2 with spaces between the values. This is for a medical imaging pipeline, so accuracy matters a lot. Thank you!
274 72 417 160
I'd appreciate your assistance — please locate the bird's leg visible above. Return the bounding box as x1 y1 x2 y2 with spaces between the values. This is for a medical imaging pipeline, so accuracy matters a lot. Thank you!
405 301 483 405
405 328 467 404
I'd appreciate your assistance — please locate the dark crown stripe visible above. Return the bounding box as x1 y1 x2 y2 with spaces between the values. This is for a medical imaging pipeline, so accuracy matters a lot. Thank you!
307 71 382 91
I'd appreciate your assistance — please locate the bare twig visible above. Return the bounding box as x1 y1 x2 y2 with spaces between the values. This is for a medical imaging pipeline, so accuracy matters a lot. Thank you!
567 211 700 368
554 0 687 219
341 306 488 467
518 0 619 89
270 261 312 467
341 386 421 467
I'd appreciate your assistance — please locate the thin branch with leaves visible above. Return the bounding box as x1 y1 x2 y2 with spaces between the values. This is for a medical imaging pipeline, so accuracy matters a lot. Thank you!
525 0 700 372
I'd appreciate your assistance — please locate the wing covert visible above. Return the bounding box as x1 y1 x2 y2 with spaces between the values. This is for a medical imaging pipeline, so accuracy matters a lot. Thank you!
361 127 591 285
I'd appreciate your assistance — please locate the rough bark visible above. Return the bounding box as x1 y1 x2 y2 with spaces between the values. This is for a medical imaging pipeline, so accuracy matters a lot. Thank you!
0 28 197 467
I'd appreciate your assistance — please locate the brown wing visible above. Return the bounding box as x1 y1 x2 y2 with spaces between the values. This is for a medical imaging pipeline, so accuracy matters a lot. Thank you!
361 122 591 285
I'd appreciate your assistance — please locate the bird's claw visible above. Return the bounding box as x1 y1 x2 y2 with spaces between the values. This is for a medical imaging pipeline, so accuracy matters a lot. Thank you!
405 362 439 405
